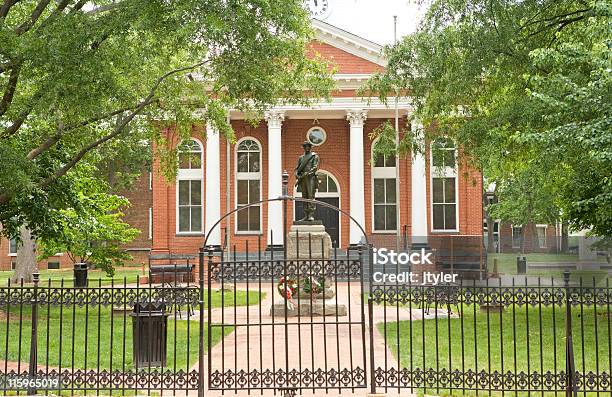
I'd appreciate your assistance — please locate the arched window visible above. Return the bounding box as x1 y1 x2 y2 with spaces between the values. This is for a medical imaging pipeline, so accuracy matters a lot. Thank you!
296 172 338 196
236 139 262 232
177 139 203 233
431 138 458 231
372 141 397 232
178 139 203 170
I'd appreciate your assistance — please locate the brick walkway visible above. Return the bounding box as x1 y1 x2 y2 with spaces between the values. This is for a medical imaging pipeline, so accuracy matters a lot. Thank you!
193 282 453 396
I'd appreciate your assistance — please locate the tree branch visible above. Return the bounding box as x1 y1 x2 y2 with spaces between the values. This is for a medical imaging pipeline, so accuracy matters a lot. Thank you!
0 64 20 117
43 98 155 185
0 90 43 139
36 0 71 31
26 132 62 160
0 61 209 206
0 0 19 20
42 60 209 185
26 104 142 160
15 0 52 36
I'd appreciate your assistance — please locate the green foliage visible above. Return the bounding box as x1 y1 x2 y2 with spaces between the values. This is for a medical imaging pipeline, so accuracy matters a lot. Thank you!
363 0 612 235
37 167 140 275
0 0 334 238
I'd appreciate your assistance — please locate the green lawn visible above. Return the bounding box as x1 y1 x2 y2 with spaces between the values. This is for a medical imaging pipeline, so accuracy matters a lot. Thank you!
0 305 231 372
379 304 611 396
0 266 144 287
488 253 610 282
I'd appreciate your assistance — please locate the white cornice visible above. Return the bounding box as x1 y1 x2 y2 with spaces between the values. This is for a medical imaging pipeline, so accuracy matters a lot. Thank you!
312 19 387 67
229 97 413 120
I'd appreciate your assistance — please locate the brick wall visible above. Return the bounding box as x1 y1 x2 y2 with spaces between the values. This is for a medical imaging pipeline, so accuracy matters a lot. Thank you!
118 169 153 265
151 117 484 257
499 222 559 253
307 41 385 74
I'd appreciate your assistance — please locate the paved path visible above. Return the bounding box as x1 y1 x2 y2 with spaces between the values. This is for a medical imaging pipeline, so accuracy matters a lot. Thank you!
192 282 452 396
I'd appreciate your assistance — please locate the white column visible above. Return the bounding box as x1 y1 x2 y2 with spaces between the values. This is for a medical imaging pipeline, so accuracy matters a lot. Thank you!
205 122 221 246
265 111 285 246
411 119 429 247
347 110 367 245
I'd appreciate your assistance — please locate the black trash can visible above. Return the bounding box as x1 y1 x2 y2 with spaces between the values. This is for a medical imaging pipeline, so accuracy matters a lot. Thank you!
131 302 169 368
517 256 527 275
73 263 88 288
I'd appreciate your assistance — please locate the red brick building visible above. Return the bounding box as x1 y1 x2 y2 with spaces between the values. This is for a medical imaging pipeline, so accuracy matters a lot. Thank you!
151 20 484 258
0 20 484 270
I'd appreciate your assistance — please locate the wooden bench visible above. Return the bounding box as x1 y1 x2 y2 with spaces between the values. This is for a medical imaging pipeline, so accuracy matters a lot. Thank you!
148 254 196 284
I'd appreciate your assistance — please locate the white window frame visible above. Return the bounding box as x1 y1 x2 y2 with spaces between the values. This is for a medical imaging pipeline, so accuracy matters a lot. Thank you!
294 170 341 246
536 224 548 248
148 207 153 240
511 225 523 248
8 238 17 257
371 138 398 233
430 139 459 232
235 137 263 234
176 138 204 235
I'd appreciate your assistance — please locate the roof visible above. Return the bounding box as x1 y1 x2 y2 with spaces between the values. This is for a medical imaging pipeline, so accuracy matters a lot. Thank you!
311 19 387 67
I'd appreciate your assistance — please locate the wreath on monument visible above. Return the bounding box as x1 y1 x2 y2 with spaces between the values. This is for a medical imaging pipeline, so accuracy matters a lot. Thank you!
302 276 326 296
277 277 298 303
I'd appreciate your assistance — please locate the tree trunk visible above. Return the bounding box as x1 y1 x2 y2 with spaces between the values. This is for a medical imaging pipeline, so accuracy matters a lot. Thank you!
485 215 496 253
561 222 569 253
11 225 38 283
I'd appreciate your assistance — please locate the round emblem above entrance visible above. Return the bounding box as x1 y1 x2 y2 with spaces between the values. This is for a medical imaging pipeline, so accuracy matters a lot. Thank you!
304 0 332 20
306 126 327 146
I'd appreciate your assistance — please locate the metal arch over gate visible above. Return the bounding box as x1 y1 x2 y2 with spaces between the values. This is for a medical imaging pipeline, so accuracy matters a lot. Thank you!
199 172 370 396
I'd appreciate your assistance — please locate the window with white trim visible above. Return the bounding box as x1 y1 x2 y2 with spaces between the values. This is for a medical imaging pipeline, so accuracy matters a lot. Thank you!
177 139 203 233
536 225 547 248
236 139 261 232
148 207 153 240
431 138 458 231
372 149 397 232
8 238 17 256
512 225 522 248
296 172 338 196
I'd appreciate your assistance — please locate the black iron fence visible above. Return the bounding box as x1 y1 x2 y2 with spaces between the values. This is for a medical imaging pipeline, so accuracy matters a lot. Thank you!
204 240 368 394
368 272 611 396
0 271 201 395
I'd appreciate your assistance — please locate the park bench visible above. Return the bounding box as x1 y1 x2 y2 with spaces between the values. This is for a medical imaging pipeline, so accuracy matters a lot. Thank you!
148 254 196 284
148 254 198 318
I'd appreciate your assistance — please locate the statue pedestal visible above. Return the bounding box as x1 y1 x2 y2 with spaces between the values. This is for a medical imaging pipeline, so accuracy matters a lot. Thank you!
270 222 348 317
270 297 348 317
286 222 332 259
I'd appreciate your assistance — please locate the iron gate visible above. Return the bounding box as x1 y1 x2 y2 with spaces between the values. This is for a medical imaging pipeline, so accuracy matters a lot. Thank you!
200 173 371 395
204 241 368 394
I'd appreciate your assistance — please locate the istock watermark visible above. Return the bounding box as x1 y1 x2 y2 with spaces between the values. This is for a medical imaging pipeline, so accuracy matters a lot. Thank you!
371 248 459 285
372 271 458 285
373 247 433 265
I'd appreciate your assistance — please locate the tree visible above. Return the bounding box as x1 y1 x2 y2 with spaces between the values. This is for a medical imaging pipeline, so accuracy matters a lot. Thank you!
0 0 334 242
363 0 612 237
37 168 140 276
12 224 37 283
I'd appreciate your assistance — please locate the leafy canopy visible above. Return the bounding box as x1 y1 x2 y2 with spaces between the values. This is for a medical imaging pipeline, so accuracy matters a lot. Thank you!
0 0 334 239
363 0 611 235
37 166 140 275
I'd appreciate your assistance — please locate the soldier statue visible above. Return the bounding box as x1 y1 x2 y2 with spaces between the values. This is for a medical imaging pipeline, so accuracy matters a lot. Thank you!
295 141 320 222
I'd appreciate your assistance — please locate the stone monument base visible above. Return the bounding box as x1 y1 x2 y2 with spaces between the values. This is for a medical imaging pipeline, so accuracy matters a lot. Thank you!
286 222 332 259
270 297 347 317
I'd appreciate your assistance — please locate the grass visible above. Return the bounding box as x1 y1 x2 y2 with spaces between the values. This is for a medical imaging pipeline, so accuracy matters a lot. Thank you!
0 266 144 287
379 304 611 396
488 253 610 282
0 305 231 371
